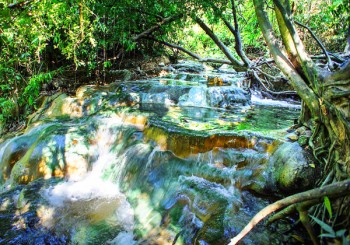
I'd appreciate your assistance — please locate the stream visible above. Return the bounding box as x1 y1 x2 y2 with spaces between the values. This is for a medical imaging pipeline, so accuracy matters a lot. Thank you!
0 61 304 244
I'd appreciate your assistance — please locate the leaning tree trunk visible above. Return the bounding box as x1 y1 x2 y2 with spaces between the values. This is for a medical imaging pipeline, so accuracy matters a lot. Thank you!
193 16 247 71
228 1 350 243
253 0 350 183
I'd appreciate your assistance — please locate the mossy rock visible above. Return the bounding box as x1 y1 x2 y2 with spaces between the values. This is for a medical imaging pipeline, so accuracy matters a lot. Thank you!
270 142 318 193
251 142 319 194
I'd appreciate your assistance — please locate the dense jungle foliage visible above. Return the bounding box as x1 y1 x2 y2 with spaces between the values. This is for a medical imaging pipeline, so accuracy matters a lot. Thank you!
0 0 350 243
0 0 349 125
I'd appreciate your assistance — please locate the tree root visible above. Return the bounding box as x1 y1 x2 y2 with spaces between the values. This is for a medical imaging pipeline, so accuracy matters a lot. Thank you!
252 70 297 95
229 179 350 245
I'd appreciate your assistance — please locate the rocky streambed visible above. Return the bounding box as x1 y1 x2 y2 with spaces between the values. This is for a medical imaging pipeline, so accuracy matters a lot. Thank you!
0 61 318 244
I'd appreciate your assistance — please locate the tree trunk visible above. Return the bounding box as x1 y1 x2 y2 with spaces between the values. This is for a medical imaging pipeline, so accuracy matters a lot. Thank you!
193 16 247 71
253 0 350 185
345 24 350 54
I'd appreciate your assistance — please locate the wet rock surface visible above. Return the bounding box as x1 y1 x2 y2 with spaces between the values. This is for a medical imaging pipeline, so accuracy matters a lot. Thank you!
0 61 307 244
253 142 319 194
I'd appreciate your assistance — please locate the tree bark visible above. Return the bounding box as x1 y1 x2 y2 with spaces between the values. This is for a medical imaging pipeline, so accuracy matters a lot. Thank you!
132 15 183 42
344 24 350 54
193 16 247 71
149 38 232 65
273 0 319 88
253 0 350 199
252 0 320 117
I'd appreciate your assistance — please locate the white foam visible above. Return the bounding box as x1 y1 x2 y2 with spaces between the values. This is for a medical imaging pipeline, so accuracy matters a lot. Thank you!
108 232 137 245
251 95 301 108
43 118 122 207
43 177 120 207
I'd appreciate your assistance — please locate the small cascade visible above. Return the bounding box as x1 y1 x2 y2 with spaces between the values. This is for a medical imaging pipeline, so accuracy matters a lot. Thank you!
0 61 307 244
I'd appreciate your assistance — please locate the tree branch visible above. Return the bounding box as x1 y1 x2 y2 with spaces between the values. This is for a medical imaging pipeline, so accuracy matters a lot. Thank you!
149 38 201 60
295 20 334 70
193 16 246 71
229 179 350 245
132 15 183 42
252 70 297 95
253 0 320 116
273 0 319 86
210 2 251 66
229 0 251 66
148 37 233 65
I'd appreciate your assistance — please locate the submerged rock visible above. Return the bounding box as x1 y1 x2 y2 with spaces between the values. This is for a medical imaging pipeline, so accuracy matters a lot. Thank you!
178 87 208 107
208 87 250 107
0 177 131 245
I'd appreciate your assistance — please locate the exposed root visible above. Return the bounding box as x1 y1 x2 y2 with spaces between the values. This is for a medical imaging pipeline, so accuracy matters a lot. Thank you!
229 179 350 245
251 70 297 95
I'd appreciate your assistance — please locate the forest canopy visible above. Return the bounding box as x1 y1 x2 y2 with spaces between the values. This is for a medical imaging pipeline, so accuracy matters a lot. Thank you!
0 0 349 125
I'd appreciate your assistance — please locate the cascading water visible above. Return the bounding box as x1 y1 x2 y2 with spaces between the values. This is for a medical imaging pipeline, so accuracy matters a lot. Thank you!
0 61 305 244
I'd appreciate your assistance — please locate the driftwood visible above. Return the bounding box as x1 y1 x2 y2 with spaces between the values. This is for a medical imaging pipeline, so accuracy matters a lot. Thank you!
229 179 350 245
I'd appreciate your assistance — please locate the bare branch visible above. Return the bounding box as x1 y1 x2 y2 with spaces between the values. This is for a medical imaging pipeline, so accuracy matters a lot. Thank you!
222 20 251 65
193 16 246 71
210 2 251 66
254 67 284 81
149 37 233 65
252 70 297 95
295 20 334 70
132 15 183 42
149 38 201 60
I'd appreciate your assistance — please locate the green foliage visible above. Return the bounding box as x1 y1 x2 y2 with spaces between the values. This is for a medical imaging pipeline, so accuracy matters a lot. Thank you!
294 0 350 52
310 215 349 243
324 196 333 218
0 0 348 126
22 71 59 107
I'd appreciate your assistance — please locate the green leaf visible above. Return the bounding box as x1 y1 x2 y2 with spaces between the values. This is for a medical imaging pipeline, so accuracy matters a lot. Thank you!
319 233 336 238
28 97 33 106
309 215 335 235
324 196 332 218
335 229 346 237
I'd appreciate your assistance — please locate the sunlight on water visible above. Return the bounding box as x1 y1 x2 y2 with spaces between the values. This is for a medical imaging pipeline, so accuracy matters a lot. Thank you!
0 65 305 244
43 118 123 206
40 117 136 240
